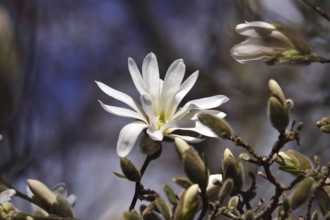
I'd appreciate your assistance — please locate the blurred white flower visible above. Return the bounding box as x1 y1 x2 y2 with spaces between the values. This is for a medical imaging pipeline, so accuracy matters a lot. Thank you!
230 21 311 64
96 52 229 157
0 189 15 204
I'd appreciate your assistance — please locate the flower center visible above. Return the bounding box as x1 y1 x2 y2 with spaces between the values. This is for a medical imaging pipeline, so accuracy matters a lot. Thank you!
156 111 167 130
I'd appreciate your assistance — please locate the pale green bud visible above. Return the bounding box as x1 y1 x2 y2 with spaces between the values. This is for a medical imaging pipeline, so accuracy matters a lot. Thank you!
174 184 200 220
183 148 208 189
289 177 316 210
174 137 190 160
222 148 244 190
172 176 193 189
198 113 232 139
316 116 330 134
27 179 57 205
218 178 233 203
155 197 171 220
120 157 141 182
268 79 290 133
243 209 254 220
122 210 143 220
163 184 178 206
227 195 239 209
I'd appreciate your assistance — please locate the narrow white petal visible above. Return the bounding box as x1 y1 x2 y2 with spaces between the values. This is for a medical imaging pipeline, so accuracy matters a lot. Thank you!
161 59 185 112
171 71 199 111
117 122 148 157
180 109 226 120
98 101 146 122
128 57 147 95
142 53 160 112
236 21 275 37
174 95 229 119
95 81 143 114
140 94 157 128
146 128 163 141
168 134 204 143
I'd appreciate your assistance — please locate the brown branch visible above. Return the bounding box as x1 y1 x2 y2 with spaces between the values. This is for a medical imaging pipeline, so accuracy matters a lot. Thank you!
301 0 330 22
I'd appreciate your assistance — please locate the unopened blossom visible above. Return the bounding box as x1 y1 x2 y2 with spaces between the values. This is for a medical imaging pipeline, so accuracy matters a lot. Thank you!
96 52 229 157
230 21 311 64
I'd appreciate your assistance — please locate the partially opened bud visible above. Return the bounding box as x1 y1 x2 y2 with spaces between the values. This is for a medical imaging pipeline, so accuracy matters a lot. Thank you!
222 148 244 190
173 184 200 220
198 113 233 139
274 150 313 174
120 157 141 182
289 177 316 210
27 179 57 206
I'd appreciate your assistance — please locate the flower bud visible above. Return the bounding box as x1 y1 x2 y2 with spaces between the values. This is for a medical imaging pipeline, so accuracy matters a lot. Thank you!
173 184 200 220
243 209 254 220
27 179 57 206
174 137 190 160
274 150 313 174
218 178 233 203
51 195 74 218
155 197 171 220
172 176 193 189
163 184 178 206
222 148 244 190
198 113 232 139
227 195 239 209
120 157 141 182
316 116 330 134
289 177 316 210
267 79 291 133
122 210 143 220
140 134 162 156
182 148 208 189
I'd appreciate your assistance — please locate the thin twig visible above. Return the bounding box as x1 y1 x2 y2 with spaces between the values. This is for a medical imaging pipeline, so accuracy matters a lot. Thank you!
301 0 330 22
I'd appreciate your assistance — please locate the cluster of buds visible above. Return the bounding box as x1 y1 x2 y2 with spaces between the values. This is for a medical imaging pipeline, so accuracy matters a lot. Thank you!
316 116 330 134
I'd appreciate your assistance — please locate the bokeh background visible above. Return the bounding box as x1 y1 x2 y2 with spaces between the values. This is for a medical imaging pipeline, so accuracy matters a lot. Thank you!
0 0 329 219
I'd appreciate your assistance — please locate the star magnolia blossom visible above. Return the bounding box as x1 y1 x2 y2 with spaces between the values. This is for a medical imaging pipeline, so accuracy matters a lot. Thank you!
230 21 311 63
96 52 229 157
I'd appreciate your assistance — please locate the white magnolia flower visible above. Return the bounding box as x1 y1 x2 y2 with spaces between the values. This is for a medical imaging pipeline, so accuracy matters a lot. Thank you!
230 21 311 64
96 52 229 157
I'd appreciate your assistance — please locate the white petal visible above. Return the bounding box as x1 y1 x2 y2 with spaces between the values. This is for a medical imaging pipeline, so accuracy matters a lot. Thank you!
174 95 229 119
146 128 163 141
98 101 146 122
117 122 148 157
52 183 68 197
142 53 160 112
168 134 204 143
140 93 157 128
95 81 143 114
169 71 199 116
128 57 147 95
236 21 275 37
161 59 185 113
181 109 226 120
0 189 15 204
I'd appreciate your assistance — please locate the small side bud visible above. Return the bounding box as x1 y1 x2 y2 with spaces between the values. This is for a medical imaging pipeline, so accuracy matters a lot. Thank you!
120 157 141 182
227 195 239 209
268 79 286 105
172 176 193 189
198 113 233 139
316 116 330 134
289 177 316 210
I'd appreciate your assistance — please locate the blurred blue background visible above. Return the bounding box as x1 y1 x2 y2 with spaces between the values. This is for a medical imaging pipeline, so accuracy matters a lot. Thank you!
0 0 329 219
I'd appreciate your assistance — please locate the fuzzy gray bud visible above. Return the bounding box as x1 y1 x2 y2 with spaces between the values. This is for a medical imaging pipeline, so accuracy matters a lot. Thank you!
120 157 141 182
